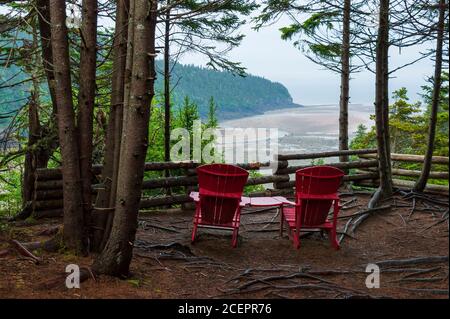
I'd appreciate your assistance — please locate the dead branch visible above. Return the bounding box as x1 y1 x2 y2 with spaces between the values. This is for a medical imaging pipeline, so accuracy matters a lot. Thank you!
38 267 95 290
374 256 449 268
0 249 11 257
401 267 441 279
339 217 353 244
36 226 60 236
9 239 41 264
140 222 180 233
396 287 449 295
420 215 449 232
350 205 392 234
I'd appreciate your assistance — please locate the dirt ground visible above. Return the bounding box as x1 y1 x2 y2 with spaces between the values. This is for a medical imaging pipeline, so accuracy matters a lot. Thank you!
0 191 448 299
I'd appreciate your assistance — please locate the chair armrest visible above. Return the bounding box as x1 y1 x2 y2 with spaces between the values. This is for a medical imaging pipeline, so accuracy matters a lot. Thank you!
189 191 200 202
273 196 298 206
282 199 298 206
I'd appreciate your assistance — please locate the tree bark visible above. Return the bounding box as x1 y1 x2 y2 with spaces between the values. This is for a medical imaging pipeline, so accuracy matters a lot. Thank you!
93 0 158 277
338 0 350 164
49 0 86 252
164 0 171 167
22 20 45 209
34 0 59 165
93 0 129 251
97 0 133 251
372 0 393 203
36 0 58 116
77 0 98 245
17 0 62 221
414 0 446 192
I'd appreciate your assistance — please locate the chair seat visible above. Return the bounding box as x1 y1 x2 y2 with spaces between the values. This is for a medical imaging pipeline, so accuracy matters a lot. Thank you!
189 191 249 207
194 212 239 229
282 207 333 229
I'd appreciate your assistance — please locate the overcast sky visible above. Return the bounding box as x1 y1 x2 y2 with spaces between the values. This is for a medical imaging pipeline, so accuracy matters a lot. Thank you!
180 14 436 106
1 3 437 106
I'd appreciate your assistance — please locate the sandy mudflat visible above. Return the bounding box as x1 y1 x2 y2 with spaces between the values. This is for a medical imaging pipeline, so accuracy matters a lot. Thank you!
219 104 374 154
221 104 374 136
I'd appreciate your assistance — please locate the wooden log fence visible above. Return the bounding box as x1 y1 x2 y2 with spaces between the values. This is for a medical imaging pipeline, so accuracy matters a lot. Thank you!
30 149 449 218
354 152 449 195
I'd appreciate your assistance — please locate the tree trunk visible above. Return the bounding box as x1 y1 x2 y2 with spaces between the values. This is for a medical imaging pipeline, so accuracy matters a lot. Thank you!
164 0 172 197
97 0 134 251
16 10 58 220
49 0 86 253
164 2 171 160
338 0 350 164
22 19 44 208
77 0 98 245
36 0 58 116
414 0 446 192
35 0 59 161
92 0 129 251
93 0 157 277
22 92 40 208
371 0 393 204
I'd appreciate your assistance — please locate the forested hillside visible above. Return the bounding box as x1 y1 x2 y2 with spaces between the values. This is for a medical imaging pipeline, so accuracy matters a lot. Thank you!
154 60 299 119
0 65 28 128
0 60 298 129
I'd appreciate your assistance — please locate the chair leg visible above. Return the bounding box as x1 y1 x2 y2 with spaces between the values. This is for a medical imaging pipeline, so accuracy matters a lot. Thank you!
293 229 300 249
232 228 239 248
191 223 198 244
330 199 340 250
279 207 284 237
329 228 339 250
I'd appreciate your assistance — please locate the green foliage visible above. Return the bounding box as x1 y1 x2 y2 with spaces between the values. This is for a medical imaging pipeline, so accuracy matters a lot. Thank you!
243 170 265 194
174 0 258 75
350 83 449 156
0 157 23 218
0 60 296 128
388 88 422 154
207 97 218 128
310 158 325 166
350 77 449 185
143 93 221 197
419 72 449 156
153 60 296 120
256 0 363 73
350 124 377 150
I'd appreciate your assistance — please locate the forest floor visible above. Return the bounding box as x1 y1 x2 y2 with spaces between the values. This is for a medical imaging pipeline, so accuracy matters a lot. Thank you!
0 191 448 299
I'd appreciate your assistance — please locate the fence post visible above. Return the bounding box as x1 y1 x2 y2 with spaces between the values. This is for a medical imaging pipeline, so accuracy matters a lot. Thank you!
273 155 290 192
181 164 198 211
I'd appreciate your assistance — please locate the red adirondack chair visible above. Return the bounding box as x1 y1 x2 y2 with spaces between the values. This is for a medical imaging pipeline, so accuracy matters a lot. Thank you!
191 163 249 247
281 166 344 249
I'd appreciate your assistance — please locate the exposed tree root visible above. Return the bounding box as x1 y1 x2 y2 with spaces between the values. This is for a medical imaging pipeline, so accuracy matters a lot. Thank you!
374 256 448 268
38 266 96 290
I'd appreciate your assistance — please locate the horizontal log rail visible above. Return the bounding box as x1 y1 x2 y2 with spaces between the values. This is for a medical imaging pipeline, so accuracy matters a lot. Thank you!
142 176 198 190
276 159 379 175
358 153 449 165
355 179 449 196
36 164 103 181
30 149 449 217
273 172 380 190
35 161 272 182
276 148 377 161
360 168 449 180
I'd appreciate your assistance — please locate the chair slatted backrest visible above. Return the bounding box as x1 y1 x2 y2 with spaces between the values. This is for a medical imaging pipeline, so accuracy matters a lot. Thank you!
295 166 344 226
197 164 249 225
